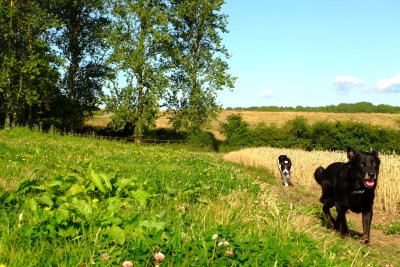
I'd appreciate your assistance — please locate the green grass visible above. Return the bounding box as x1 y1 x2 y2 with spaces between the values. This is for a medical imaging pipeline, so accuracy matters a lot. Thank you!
0 127 398 266
375 221 400 236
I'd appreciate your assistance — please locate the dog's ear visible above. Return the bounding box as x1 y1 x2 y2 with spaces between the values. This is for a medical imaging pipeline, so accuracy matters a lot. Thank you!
347 147 358 161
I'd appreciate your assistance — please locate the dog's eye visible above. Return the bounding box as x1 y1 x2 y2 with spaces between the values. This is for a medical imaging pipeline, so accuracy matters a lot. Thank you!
360 162 366 167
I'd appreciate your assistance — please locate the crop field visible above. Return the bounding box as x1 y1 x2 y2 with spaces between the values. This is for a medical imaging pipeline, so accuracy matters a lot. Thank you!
215 110 400 129
1 128 399 266
223 147 400 215
86 110 400 140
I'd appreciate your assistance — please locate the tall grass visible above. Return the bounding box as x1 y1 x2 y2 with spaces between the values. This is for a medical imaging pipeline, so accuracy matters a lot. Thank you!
224 147 400 215
0 128 398 266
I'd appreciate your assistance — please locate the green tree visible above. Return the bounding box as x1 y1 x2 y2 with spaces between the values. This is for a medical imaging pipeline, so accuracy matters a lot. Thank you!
220 114 261 148
167 0 235 132
51 0 110 132
104 0 170 140
0 0 59 128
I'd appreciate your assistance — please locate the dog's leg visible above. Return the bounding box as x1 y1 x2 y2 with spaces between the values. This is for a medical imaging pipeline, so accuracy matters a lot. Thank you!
336 207 349 237
281 174 289 186
322 203 335 229
362 210 373 244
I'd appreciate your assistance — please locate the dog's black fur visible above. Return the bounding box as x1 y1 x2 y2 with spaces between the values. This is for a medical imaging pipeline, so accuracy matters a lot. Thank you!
278 155 293 186
314 147 380 244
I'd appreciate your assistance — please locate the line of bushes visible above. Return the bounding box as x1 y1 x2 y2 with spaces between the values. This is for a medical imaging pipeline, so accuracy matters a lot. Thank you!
78 112 400 153
227 101 400 114
218 114 400 153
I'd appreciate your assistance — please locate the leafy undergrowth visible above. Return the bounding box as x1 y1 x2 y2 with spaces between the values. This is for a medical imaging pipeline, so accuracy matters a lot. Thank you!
0 128 398 266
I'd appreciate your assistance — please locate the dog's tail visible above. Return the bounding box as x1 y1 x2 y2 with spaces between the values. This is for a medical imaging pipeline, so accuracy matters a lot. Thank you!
314 166 325 185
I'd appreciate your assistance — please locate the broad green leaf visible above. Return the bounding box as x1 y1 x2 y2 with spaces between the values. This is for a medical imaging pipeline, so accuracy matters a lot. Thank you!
35 194 54 207
108 225 125 245
130 187 149 207
66 184 86 196
139 220 165 231
88 163 106 193
32 180 62 191
70 198 92 218
105 197 121 212
54 208 70 224
114 178 135 190
58 226 79 238
14 179 38 193
99 173 112 190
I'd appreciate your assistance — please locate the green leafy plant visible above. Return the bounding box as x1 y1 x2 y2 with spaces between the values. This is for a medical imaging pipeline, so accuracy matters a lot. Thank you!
386 221 400 235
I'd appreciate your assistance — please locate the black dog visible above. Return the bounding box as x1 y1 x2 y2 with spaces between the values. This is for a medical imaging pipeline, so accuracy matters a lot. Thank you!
314 147 380 244
278 155 293 186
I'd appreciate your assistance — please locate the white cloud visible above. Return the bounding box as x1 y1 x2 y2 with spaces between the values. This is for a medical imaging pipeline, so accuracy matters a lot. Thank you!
375 71 400 93
333 75 365 94
260 89 275 98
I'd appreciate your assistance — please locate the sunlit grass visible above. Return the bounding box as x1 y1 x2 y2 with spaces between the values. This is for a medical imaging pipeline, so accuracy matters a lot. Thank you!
0 128 398 266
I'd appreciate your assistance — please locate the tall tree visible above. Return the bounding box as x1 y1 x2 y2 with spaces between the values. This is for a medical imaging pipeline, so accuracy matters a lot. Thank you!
167 0 235 132
51 0 110 132
104 0 170 139
0 0 59 128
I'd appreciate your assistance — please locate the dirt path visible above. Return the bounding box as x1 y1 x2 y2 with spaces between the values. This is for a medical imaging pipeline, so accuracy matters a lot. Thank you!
346 211 400 256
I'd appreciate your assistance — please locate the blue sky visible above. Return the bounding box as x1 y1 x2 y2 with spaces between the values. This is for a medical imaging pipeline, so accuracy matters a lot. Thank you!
217 1 400 108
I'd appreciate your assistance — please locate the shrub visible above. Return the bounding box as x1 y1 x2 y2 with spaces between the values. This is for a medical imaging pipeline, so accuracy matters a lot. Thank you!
219 116 400 153
220 114 262 149
186 130 219 151
281 117 312 149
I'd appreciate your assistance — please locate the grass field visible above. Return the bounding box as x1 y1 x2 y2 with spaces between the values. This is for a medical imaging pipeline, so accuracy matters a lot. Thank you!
86 110 400 140
1 128 399 266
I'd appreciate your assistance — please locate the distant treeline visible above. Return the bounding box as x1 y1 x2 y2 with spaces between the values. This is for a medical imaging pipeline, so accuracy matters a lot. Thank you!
226 102 400 114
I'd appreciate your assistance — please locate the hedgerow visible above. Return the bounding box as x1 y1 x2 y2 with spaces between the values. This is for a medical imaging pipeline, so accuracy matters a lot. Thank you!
220 114 400 153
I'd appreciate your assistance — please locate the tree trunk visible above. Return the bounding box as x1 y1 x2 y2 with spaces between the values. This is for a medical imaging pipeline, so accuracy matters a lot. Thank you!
68 3 80 133
28 104 33 128
134 74 144 140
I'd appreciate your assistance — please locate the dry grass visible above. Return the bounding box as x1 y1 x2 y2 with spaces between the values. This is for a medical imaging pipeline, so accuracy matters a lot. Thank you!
223 147 400 215
216 110 400 128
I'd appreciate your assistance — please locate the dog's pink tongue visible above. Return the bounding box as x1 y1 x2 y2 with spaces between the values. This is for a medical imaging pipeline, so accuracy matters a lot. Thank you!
365 180 375 187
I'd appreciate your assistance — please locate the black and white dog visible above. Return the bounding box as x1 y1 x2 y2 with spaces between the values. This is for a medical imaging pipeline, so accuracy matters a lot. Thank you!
278 155 293 186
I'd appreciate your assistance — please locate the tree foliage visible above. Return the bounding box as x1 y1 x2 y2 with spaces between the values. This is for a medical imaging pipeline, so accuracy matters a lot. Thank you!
103 0 170 139
0 0 235 134
167 0 236 132
50 0 111 132
0 0 60 128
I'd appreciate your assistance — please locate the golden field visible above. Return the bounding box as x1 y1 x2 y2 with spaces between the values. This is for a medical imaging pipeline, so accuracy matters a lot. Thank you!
86 110 400 140
223 147 400 215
